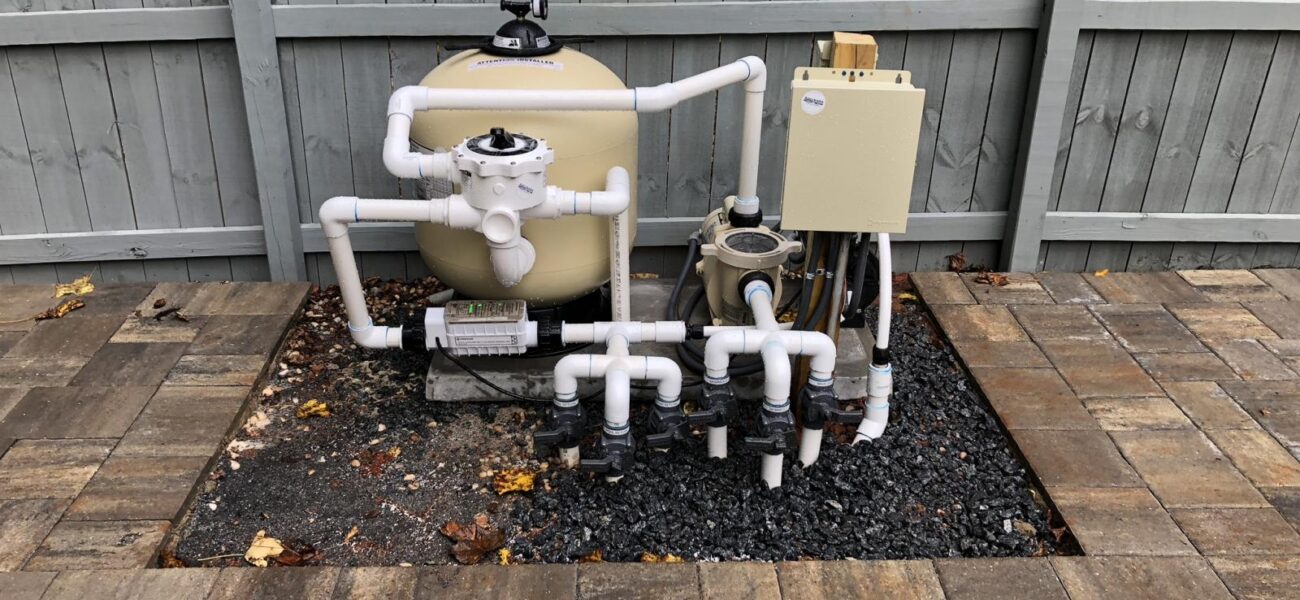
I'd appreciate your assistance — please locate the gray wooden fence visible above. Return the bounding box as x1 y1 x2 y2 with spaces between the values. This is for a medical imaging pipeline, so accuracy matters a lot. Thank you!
1 0 1298 285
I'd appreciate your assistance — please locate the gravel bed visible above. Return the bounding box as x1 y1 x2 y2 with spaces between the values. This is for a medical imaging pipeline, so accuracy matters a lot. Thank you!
171 277 1062 567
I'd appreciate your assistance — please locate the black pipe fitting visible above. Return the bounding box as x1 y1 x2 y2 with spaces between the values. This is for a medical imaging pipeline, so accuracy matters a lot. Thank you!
736 270 775 301
798 382 863 430
872 346 892 365
401 326 427 351
686 382 737 428
727 207 763 228
644 404 689 448
743 407 796 454
532 402 585 455
579 429 635 476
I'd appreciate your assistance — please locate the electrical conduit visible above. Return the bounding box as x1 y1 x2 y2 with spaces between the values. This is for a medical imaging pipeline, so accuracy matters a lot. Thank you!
855 233 893 443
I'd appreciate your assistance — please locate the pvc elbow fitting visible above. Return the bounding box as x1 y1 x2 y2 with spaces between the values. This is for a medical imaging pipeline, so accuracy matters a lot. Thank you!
349 321 403 350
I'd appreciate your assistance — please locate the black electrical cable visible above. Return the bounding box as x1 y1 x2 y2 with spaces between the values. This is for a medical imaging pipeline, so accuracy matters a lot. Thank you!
796 232 839 331
436 339 600 403
841 235 879 321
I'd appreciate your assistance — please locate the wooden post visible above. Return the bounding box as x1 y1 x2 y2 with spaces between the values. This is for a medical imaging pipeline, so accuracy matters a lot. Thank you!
1000 0 1083 271
230 0 307 281
829 32 878 69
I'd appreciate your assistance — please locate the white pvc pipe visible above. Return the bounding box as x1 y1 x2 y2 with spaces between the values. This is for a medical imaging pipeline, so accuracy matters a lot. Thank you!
560 321 687 345
745 281 780 331
707 426 727 459
761 453 783 489
703 329 836 381
610 209 632 322
876 233 892 350
797 429 823 467
383 57 767 202
759 338 791 410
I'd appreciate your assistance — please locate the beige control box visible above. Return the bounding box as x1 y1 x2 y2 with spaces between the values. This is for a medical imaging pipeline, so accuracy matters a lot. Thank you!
780 67 924 233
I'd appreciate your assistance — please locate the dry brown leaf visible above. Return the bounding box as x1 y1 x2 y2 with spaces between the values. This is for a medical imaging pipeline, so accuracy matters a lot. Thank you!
159 549 187 568
492 468 536 495
974 271 1009 287
35 298 86 321
54 274 94 298
439 519 505 565
344 525 360 544
947 252 967 272
1094 268 1110 277
296 399 331 419
629 272 660 280
578 549 604 563
244 530 284 567
153 298 168 309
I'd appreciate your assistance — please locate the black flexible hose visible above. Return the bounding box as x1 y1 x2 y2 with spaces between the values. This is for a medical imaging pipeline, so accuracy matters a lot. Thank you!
667 236 764 377
800 233 840 331
842 235 879 321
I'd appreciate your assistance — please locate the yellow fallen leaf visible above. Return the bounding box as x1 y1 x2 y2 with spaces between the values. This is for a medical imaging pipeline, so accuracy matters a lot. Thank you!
386 446 402 459
898 292 918 302
578 549 604 563
296 399 331 419
244 530 284 567
629 272 659 279
492 468 535 494
344 525 360 544
1094 268 1110 277
54 274 94 298
498 548 512 565
640 552 685 563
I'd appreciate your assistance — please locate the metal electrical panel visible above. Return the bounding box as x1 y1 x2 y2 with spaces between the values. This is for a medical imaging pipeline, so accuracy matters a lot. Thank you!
780 67 924 233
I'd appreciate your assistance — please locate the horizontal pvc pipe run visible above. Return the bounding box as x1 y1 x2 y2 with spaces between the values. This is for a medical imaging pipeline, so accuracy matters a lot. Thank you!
561 321 688 345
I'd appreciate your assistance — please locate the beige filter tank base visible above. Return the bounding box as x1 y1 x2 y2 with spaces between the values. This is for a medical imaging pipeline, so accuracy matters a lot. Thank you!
411 49 638 307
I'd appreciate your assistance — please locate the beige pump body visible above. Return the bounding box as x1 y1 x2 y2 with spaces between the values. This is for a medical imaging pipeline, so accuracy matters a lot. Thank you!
411 49 638 307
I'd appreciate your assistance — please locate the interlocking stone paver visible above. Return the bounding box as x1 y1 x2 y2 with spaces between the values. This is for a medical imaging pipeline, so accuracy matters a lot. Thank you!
0 356 88 387
1010 430 1141 487
0 386 154 439
1036 272 1105 304
1206 339 1298 381
1262 487 1300 531
934 558 1068 600
778 560 943 599
1220 381 1300 456
423 565 575 600
699 563 779 600
968 368 1098 430
1050 556 1233 599
164 354 266 387
57 284 153 319
1262 337 1300 358
1085 271 1207 304
115 386 247 457
1090 304 1206 353
41 568 219 600
25 520 168 570
1162 381 1258 430
0 572 56 599
109 314 208 344
1171 508 1300 555
1050 487 1196 556
1244 301 1300 339
0 286 59 332
188 314 292 356
1134 352 1238 382
929 305 1027 342
909 272 975 305
1038 339 1163 398
1082 397 1193 431
205 566 340 599
3 317 124 358
65 455 208 521
70 342 188 387
0 498 68 570
1009 305 1110 341
961 272 1054 305
0 331 24 355
1253 269 1300 300
949 340 1052 368
1178 269 1286 302
334 566 418 600
1112 430 1267 508
0 439 114 499
165 281 311 316
1167 303 1278 340
1211 556 1300 600
1203 428 1300 488
578 563 696 600
0 386 26 422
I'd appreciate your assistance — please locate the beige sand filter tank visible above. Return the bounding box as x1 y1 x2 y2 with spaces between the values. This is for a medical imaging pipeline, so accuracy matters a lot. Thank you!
410 48 638 307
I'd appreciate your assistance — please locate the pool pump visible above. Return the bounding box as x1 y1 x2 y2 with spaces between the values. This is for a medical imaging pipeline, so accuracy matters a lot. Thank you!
319 0 924 488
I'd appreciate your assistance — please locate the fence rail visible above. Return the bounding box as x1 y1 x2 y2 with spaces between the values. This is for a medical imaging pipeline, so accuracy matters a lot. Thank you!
1 0 1298 284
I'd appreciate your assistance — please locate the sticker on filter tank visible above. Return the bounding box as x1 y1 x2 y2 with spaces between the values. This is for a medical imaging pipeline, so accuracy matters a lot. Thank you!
469 58 564 72
800 90 827 115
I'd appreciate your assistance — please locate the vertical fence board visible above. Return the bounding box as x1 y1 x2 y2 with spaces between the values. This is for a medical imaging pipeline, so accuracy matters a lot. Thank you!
665 35 722 218
1227 35 1300 213
711 34 766 208
929 31 998 214
973 30 1033 213
902 31 953 214
757 34 815 214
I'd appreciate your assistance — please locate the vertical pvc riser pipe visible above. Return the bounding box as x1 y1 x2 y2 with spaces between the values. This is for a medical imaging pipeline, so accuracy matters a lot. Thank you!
855 233 893 443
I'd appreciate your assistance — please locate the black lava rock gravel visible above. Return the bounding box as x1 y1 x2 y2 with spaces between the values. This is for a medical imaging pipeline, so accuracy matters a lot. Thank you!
509 301 1058 562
